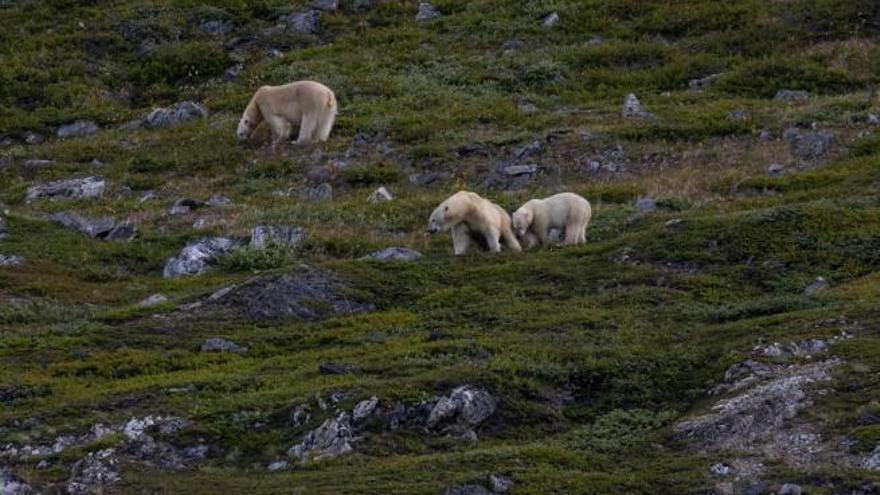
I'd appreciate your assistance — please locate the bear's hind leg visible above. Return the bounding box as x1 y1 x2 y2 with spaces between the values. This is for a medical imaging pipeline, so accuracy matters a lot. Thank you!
483 226 502 253
563 222 581 245
501 227 522 252
296 112 319 145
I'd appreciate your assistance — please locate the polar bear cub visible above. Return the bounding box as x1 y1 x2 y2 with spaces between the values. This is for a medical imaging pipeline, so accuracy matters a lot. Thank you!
237 81 337 148
427 191 522 255
512 192 592 248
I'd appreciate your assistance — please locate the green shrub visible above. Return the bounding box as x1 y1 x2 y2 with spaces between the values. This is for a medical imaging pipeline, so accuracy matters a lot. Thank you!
131 42 229 88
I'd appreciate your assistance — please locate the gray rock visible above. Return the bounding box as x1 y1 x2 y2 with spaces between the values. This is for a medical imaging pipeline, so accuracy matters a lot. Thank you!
201 337 248 355
145 101 209 129
163 237 239 278
767 163 785 175
634 197 656 211
774 90 810 102
306 183 333 202
488 474 514 493
540 11 560 27
362 247 422 262
23 132 44 145
862 445 880 470
136 294 168 308
518 102 538 115
443 485 491 495
0 137 14 148
66 448 120 494
49 211 116 238
427 385 497 438
352 0 374 11
368 186 393 203
513 140 542 159
868 113 880 125
199 266 374 321
779 483 803 495
24 159 53 168
501 39 522 53
105 222 137 241
309 0 337 11
287 412 353 462
267 460 289 471
25 176 105 203
715 482 735 495
353 396 379 422
803 277 829 296
280 10 319 34
168 197 205 216
119 119 144 130
290 404 312 428
415 2 441 21
783 127 801 142
502 164 537 176
709 462 732 476
206 194 233 207
0 470 34 495
0 255 24 266
791 130 833 159
587 35 603 45
138 190 158 203
790 338 827 356
623 94 655 119
0 215 6 239
688 73 721 90
57 120 100 139
250 226 305 249
319 362 358 375
728 109 750 120
199 19 232 36
224 63 244 81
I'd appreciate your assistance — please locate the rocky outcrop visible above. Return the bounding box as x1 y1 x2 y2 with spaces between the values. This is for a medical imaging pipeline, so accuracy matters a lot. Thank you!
287 412 353 462
66 448 120 494
0 470 34 495
145 101 209 129
250 226 305 249
25 176 105 203
163 237 239 278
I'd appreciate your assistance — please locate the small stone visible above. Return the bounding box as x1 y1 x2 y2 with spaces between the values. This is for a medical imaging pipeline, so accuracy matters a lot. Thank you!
224 63 244 81
779 483 803 495
250 226 305 249
634 197 656 211
415 2 441 21
145 101 209 129
199 19 232 36
306 183 333 202
868 113 880 125
715 482 734 495
352 396 379 422
861 445 880 470
24 159 53 168
118 119 143 131
136 294 168 308
0 254 24 266
622 94 655 119
587 35 603 45
26 176 105 203
0 137 15 148
689 73 721 90
206 194 233 207
488 474 514 493
362 247 422 262
280 10 319 34
728 109 750 120
163 237 239 278
518 103 538 115
664 219 684 227
1 470 35 494
57 120 99 139
774 90 810 102
710 462 732 476
803 277 829 296
443 485 491 495
502 164 537 176
352 0 374 11
192 217 212 229
513 140 542 159
501 39 522 53
309 0 337 11
540 11 560 27
23 132 44 145
201 337 248 355
368 186 394 203
318 362 358 375
267 460 289 471
168 198 205 216
138 190 158 203
767 163 785 175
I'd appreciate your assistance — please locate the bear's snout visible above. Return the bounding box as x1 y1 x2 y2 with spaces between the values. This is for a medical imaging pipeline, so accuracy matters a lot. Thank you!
427 226 438 234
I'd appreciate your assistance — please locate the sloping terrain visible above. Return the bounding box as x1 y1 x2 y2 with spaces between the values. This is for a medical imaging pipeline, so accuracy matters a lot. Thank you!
1 1 880 493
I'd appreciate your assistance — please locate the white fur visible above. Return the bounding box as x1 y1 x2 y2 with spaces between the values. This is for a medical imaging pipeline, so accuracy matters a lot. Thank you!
427 191 521 255
512 192 592 248
237 81 337 149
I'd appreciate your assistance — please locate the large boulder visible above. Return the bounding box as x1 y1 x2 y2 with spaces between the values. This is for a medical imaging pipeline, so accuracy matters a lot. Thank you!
57 120 100 139
25 176 105 203
198 266 374 321
163 237 239 278
145 101 209 129
287 412 353 462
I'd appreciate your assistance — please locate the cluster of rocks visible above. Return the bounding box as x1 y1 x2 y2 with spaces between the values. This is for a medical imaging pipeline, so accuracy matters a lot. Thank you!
272 385 497 467
49 211 136 241
783 127 834 161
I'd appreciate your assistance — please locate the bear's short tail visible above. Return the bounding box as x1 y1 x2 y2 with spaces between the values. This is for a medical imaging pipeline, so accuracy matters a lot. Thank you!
315 91 337 142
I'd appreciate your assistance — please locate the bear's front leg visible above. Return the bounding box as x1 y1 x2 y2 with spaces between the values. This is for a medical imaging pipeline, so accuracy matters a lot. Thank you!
451 224 472 255
484 226 501 253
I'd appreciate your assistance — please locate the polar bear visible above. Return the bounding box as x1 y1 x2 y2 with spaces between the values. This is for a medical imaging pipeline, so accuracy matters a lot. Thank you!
512 192 591 248
427 191 522 255
236 81 337 148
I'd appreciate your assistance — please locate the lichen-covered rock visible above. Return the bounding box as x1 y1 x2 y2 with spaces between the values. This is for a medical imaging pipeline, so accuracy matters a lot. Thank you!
145 101 209 129
287 412 353 462
66 448 121 494
415 2 441 21
250 226 305 249
353 396 379 422
57 120 100 139
0 470 34 495
280 10 319 34
361 247 422 262
201 337 248 355
163 237 239 278
25 176 105 203
427 385 497 437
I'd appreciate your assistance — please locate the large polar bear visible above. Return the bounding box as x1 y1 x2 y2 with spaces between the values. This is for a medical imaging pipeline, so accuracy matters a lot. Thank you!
512 192 592 248
427 191 522 255
236 81 337 147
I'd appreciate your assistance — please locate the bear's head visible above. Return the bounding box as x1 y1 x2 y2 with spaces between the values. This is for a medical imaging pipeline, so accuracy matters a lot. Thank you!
511 208 534 238
427 202 453 234
236 118 254 140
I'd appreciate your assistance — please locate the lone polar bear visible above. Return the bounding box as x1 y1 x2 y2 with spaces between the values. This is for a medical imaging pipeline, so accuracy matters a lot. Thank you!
237 81 337 147
512 192 591 248
427 191 522 255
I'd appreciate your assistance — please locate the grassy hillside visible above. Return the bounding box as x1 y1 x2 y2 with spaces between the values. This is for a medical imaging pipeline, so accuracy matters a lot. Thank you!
1 1 880 493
